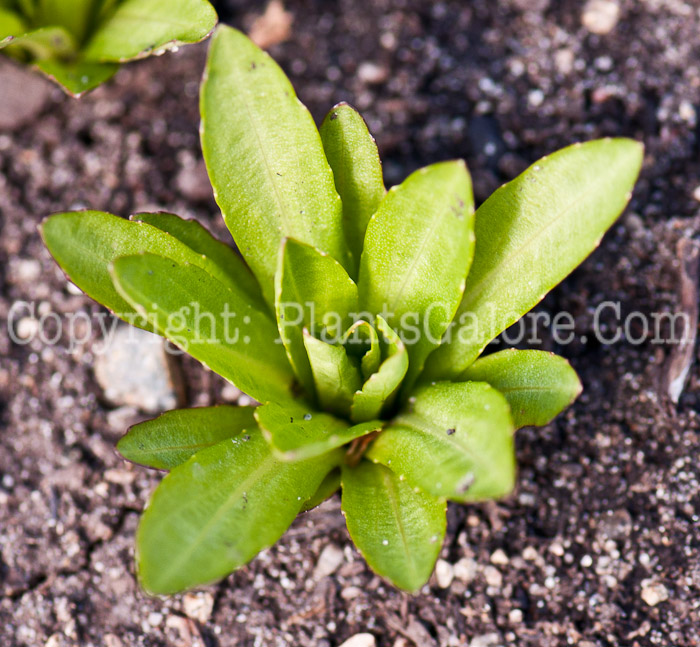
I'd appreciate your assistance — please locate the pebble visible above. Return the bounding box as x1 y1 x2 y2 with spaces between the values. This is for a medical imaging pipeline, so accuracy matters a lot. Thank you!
183 591 215 623
483 565 503 589
581 0 620 34
454 557 478 583
0 59 52 130
357 62 389 85
176 158 212 202
469 633 503 647
434 559 454 588
490 549 509 565
94 325 184 413
692 185 700 202
313 544 345 579
339 634 376 647
10 258 41 283
641 581 669 607
508 609 523 624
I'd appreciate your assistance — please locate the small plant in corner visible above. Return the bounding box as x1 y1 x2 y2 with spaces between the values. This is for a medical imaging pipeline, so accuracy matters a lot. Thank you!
41 25 643 594
0 0 217 95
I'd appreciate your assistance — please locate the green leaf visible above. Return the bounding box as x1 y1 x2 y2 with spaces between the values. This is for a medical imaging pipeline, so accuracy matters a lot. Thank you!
36 0 95 43
341 461 445 592
255 399 381 461
342 320 380 381
117 406 257 470
35 58 118 96
132 212 264 310
320 102 385 266
351 316 408 423
201 26 351 305
1 25 76 57
300 468 340 512
137 431 340 594
275 238 359 397
303 331 362 417
83 0 217 62
459 349 582 429
40 211 266 327
425 138 644 378
0 9 25 40
358 161 475 392
110 253 294 404
366 381 515 502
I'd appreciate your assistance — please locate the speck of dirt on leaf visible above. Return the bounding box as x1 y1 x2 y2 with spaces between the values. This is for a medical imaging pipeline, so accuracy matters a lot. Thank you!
304 413 312 421
446 428 456 435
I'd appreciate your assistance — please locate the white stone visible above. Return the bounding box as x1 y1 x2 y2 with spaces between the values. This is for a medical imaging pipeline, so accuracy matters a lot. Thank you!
454 557 478 583
641 581 669 607
434 559 454 588
490 549 509 565
94 325 183 413
339 634 376 647
581 0 620 35
314 544 345 579
183 591 215 623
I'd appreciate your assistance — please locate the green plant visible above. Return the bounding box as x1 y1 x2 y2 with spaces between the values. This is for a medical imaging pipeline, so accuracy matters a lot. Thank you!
41 25 643 594
0 0 217 95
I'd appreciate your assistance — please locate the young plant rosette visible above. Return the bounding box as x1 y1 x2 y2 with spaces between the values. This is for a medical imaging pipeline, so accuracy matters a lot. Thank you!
41 25 643 594
0 0 217 95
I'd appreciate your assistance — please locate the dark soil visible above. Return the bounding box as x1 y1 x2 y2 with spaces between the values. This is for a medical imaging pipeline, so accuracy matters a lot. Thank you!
1 1 700 646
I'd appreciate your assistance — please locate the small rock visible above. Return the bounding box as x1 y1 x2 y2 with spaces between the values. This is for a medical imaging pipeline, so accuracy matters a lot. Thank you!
9 258 41 284
357 62 389 85
221 383 242 402
490 549 509 565
469 633 503 647
176 158 212 202
522 546 539 561
94 325 184 413
691 185 700 202
106 406 141 432
314 544 344 579
103 635 124 647
147 612 163 627
581 0 620 35
641 581 669 607
483 565 503 589
0 59 52 131
548 542 565 557
597 509 633 541
249 0 293 49
340 586 363 600
183 591 215 623
104 468 135 485
554 48 575 75
508 609 523 624
339 634 376 647
434 559 454 588
454 557 477 583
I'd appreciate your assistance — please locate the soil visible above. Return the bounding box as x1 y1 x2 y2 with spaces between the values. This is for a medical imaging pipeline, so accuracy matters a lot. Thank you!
1 1 700 646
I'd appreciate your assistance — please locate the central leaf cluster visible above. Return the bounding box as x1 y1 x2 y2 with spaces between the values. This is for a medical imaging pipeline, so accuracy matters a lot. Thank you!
41 24 642 595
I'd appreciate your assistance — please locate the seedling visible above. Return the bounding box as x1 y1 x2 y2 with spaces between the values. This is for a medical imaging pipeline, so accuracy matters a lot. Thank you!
41 26 643 594
0 0 217 95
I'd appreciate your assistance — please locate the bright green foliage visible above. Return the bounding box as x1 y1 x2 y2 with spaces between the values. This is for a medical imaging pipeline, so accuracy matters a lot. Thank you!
459 349 582 429
0 0 217 95
320 102 386 267
201 26 350 304
424 138 644 378
118 406 257 470
341 461 446 592
42 25 643 594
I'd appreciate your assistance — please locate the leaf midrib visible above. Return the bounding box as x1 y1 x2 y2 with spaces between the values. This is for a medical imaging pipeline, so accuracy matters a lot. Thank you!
150 448 277 590
461 169 615 313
